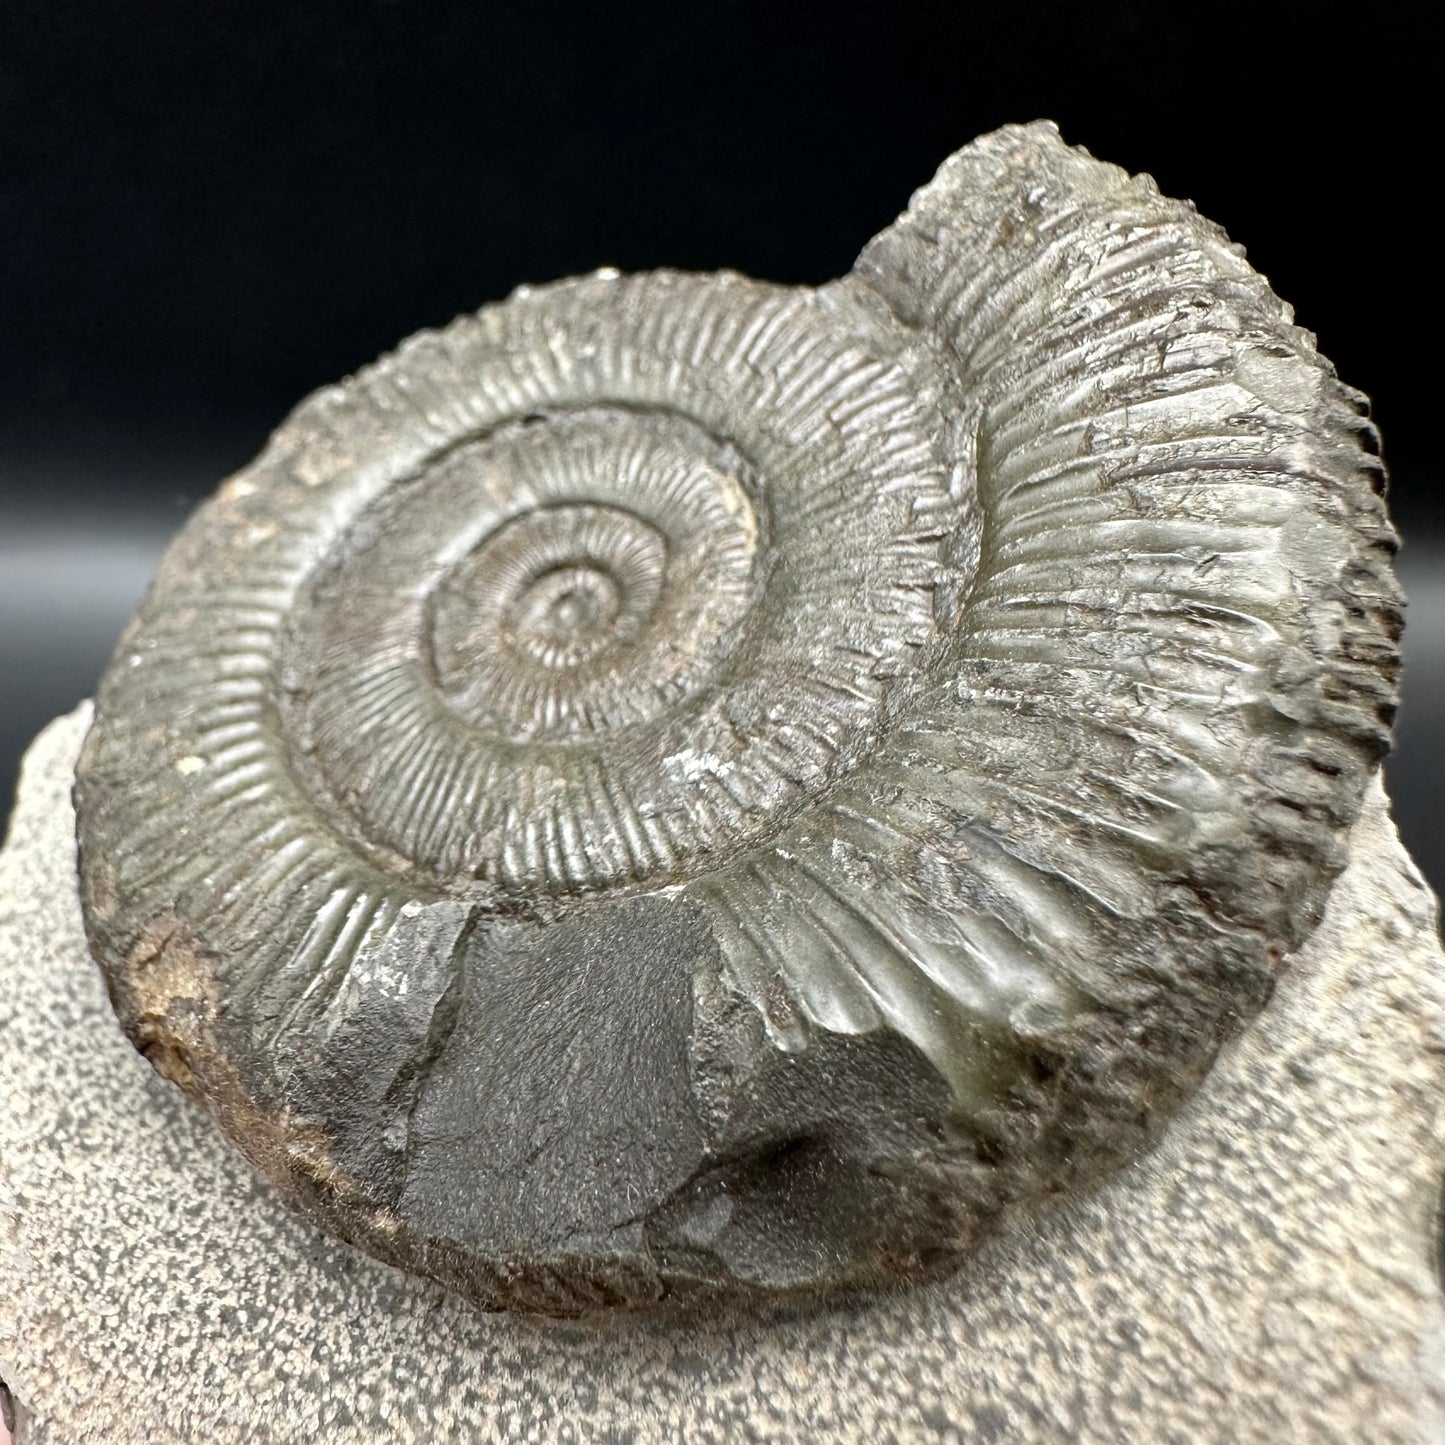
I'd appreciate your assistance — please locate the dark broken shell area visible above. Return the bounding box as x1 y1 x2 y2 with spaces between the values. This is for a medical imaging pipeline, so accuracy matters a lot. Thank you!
75 123 1401 1316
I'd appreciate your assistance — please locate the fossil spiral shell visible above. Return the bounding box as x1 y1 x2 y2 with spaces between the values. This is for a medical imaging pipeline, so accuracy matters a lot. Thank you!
76 123 1402 1314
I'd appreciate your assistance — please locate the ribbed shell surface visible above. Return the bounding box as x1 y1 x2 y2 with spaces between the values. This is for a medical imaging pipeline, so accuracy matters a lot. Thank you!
75 124 1402 1313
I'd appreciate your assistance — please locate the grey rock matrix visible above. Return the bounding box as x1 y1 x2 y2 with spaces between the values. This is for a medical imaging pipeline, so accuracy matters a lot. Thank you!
3 707 1442 1442
71 121 1400 1311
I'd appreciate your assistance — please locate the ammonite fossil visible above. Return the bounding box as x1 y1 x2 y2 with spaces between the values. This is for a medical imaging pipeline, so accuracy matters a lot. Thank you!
75 123 1402 1314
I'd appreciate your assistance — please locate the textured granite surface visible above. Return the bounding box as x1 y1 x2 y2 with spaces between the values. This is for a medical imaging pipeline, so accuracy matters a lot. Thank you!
3 704 1445 1443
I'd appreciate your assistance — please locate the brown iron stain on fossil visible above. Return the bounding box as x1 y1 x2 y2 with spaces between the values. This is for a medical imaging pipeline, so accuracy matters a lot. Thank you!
74 122 1403 1315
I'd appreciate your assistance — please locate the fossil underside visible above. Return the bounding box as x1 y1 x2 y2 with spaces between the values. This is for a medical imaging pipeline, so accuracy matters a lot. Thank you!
75 122 1402 1313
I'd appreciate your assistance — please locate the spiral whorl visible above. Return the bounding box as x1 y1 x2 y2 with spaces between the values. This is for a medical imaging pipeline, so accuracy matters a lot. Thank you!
76 124 1401 1314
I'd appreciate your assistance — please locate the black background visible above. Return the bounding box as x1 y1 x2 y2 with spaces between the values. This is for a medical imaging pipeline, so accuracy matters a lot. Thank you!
2 1 1441 889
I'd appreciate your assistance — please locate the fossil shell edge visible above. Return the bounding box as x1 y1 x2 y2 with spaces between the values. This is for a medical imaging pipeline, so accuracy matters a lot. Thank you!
73 122 1402 1315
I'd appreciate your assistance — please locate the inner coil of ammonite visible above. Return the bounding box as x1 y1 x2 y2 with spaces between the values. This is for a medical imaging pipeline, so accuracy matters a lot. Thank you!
75 123 1402 1316
279 371 958 904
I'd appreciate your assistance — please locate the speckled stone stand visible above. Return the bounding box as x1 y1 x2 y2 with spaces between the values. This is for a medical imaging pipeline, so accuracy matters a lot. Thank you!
3 705 1444 1445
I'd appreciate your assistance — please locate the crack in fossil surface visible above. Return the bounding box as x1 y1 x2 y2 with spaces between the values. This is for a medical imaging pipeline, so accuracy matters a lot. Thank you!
74 122 1402 1313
